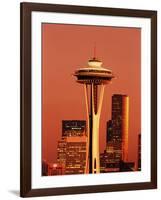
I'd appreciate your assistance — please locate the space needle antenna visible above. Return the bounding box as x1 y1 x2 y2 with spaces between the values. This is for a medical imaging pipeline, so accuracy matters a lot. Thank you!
93 42 96 59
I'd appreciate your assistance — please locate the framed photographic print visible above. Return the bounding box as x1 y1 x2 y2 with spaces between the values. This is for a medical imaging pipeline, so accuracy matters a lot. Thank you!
20 2 157 197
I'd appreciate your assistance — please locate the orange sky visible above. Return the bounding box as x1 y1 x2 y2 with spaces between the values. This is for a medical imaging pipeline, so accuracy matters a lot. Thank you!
42 23 141 165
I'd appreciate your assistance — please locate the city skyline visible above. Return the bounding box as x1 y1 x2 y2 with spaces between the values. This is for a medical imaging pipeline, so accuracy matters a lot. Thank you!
42 93 140 175
42 108 140 175
42 23 141 166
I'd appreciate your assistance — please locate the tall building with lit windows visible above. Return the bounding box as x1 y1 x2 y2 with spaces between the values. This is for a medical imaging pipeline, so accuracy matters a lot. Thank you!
111 94 129 161
57 138 67 167
100 94 130 173
65 136 87 174
100 142 120 173
57 120 87 175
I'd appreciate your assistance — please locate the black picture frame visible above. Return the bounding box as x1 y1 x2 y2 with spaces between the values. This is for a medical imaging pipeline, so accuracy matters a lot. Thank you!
20 2 157 197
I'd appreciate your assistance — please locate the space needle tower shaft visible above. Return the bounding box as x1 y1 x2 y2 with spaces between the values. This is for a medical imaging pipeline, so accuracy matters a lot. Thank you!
74 55 114 174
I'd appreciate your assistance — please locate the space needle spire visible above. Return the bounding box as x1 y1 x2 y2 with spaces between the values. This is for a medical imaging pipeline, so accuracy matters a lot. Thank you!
73 51 114 174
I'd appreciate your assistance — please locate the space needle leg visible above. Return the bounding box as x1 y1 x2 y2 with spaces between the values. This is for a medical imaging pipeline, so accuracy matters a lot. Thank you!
91 84 105 173
84 84 90 174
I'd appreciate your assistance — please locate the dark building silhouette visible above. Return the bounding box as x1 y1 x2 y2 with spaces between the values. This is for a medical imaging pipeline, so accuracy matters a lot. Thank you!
100 145 120 173
100 140 123 173
138 133 141 171
106 120 113 143
100 147 135 173
42 160 49 176
119 161 135 172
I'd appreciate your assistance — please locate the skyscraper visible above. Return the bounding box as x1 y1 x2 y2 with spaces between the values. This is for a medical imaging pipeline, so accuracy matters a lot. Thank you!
100 94 130 173
65 136 87 174
57 120 87 175
138 133 141 171
111 94 129 161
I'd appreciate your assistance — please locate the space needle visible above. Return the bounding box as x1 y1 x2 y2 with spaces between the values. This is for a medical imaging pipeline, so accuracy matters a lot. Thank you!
74 51 114 174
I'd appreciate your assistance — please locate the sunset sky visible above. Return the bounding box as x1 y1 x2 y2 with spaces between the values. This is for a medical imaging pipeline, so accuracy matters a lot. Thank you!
42 23 141 165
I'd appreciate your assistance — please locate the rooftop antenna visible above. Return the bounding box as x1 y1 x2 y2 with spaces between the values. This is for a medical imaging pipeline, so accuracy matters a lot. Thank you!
93 42 96 60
